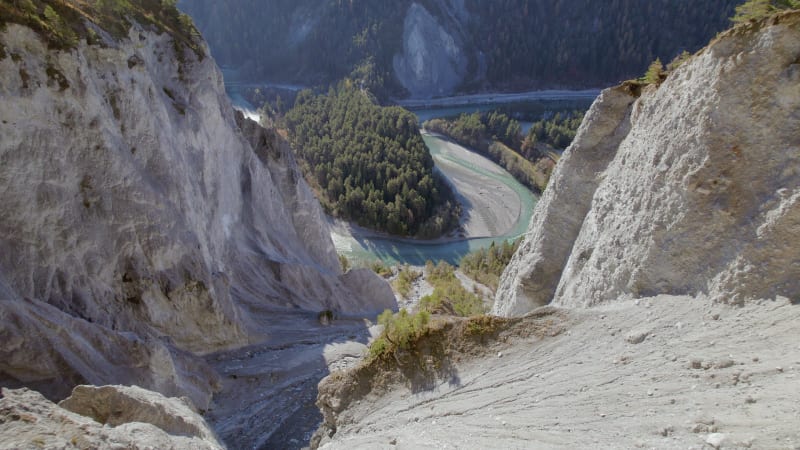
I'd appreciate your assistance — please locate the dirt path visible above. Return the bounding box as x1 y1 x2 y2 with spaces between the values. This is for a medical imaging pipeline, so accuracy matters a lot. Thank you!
318 296 800 449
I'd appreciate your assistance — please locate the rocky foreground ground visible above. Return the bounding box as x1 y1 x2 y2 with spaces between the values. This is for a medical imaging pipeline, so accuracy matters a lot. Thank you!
317 296 800 449
0 385 223 449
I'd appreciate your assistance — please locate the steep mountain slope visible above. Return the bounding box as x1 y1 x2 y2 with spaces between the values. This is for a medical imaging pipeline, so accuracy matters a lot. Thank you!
316 297 800 449
0 1 395 412
495 11 800 315
180 0 737 97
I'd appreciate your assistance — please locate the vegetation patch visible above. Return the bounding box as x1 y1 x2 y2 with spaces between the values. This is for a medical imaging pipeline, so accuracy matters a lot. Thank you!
364 310 525 384
419 260 485 317
486 141 550 191
424 109 584 192
285 83 461 237
392 265 422 298
314 306 567 447
629 5 800 92
524 111 585 152
731 0 800 23
367 260 392 278
425 111 521 154
368 309 432 361
460 238 522 292
0 0 203 58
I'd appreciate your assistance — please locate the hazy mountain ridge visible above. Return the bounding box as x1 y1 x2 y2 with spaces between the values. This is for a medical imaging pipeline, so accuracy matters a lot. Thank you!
180 0 738 97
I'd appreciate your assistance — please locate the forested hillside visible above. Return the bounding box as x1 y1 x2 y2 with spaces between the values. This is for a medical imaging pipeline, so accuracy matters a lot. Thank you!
423 109 584 192
285 85 461 237
180 0 737 97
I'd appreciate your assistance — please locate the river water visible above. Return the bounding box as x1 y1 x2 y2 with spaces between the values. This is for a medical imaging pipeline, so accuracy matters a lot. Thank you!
329 134 538 265
222 72 597 265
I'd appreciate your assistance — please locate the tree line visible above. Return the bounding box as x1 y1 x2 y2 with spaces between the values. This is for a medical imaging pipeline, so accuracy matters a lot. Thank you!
423 109 585 192
182 0 739 96
284 83 461 237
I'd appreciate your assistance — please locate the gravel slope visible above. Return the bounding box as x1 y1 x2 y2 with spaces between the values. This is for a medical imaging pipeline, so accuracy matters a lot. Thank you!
319 296 800 449
205 314 373 450
429 134 521 239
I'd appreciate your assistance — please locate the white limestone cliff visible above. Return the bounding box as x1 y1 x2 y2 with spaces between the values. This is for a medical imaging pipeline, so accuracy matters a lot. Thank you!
0 22 396 408
495 12 800 315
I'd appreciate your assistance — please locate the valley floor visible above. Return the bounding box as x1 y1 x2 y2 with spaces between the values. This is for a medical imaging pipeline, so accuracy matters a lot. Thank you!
319 296 800 449
204 313 377 450
329 133 531 265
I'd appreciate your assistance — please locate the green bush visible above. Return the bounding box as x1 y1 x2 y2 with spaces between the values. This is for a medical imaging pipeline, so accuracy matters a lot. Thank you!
369 260 392 278
1 0 204 56
667 51 692 71
731 0 800 23
419 261 485 317
392 265 421 298
460 238 522 292
640 58 666 85
369 309 431 359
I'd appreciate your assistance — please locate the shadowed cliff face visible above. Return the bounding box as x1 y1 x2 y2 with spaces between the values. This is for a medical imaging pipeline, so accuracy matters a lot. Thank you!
392 2 469 97
0 22 395 408
495 12 800 315
180 0 737 97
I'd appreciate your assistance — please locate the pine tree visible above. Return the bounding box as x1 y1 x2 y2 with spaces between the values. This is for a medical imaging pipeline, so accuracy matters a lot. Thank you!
642 58 665 85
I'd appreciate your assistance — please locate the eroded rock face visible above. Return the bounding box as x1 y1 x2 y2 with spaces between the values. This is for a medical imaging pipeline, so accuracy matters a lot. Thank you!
0 23 395 405
0 386 223 450
393 2 469 97
0 287 219 409
495 13 800 315
492 87 636 316
58 385 218 442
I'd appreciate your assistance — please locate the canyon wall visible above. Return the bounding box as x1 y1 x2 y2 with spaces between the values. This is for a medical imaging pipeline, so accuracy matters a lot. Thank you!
0 22 395 408
495 12 800 315
392 2 470 98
